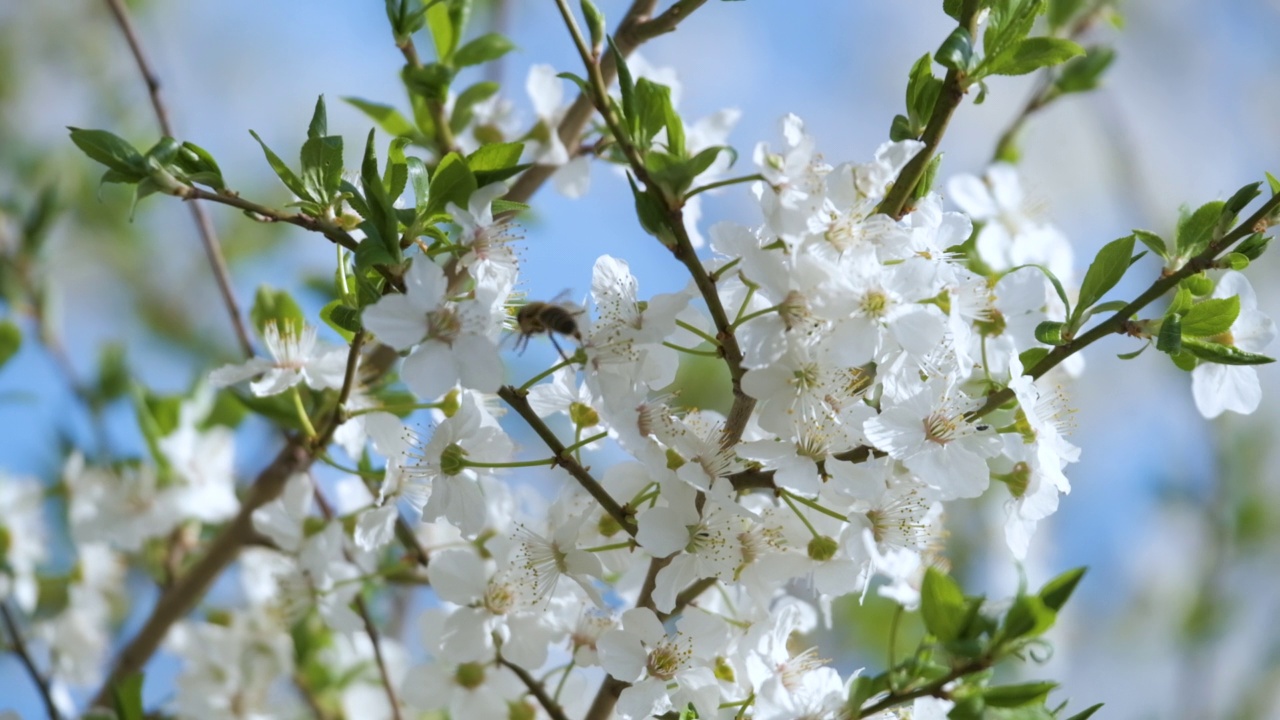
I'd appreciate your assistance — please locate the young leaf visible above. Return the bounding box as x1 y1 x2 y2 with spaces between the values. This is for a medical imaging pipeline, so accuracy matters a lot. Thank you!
1180 296 1239 338
0 320 20 370
467 142 524 173
934 27 974 72
68 128 147 181
307 95 328 139
906 53 942 132
452 33 515 67
1000 594 1055 642
1054 45 1115 94
175 141 226 191
344 97 418 138
426 0 459 62
251 286 306 336
1174 200 1225 257
425 151 479 217
450 81 500 134
112 672 145 720
984 37 1085 78
920 567 968 642
300 134 344 206
1073 234 1135 323
249 130 313 202
1181 337 1276 366
1156 315 1182 354
1131 229 1166 258
1038 566 1086 612
1065 703 1105 720
320 299 360 341
361 129 402 262
985 681 1059 708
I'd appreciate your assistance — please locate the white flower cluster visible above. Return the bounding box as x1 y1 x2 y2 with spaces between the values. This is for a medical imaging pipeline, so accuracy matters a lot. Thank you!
217 113 1089 719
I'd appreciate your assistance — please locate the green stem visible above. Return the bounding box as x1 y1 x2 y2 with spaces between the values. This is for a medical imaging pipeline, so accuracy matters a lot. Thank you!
686 173 765 199
519 357 575 392
708 257 741 283
564 431 608 454
463 457 557 469
730 303 783 330
582 541 635 553
786 490 849 522
662 341 721 357
780 491 821 538
318 454 384 478
291 387 318 439
675 318 721 347
346 402 442 418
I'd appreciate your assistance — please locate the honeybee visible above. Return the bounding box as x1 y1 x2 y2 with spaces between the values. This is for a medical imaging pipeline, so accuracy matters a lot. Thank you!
515 299 584 362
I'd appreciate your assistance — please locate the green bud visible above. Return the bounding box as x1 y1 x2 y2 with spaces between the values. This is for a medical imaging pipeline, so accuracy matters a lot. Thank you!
1235 232 1271 261
1034 321 1067 346
1224 252 1250 271
580 0 606 55
508 699 537 720
598 513 623 538
807 535 839 562
713 656 736 683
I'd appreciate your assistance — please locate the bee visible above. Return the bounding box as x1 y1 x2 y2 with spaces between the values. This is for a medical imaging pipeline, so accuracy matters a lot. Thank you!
515 299 584 362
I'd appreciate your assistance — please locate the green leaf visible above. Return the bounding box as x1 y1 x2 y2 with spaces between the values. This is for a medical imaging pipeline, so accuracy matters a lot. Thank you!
307 95 328 139
1181 296 1239 337
983 0 1043 60
1038 566 1086 612
1131 229 1166 258
848 673 890 714
1000 594 1055 642
94 342 130 403
1073 234 1135 324
906 54 942 133
249 130 313 202
1055 45 1115 94
934 27 975 72
1181 337 1276 366
610 38 637 136
942 0 963 20
300 135 344 206
1064 703 1105 720
426 0 459 61
453 33 515 67
320 299 360 341
20 186 59 255
0 320 20 370
450 81 500 134
466 142 524 172
68 127 147 181
403 62 455 104
174 141 226 190
1223 181 1262 219
426 151 479 217
1047 0 1087 30
1267 171 1280 196
912 153 944 200
985 37 1085 78
1175 200 1225 257
361 129 402 262
628 174 674 247
1156 315 1182 354
385 137 412 202
1116 343 1148 361
985 681 1058 708
1019 346 1050 371
112 672 146 720
920 567 968 642
343 97 417 138
251 286 306 336
1235 231 1271 261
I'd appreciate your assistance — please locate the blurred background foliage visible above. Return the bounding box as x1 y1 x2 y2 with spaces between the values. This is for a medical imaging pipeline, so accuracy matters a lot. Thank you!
1 0 1279 717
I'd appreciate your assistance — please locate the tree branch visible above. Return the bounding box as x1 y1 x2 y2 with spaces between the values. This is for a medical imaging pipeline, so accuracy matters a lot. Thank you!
1 602 61 720
101 0 254 359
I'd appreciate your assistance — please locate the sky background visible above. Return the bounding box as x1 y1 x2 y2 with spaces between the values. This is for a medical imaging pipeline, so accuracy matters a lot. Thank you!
2 0 1280 717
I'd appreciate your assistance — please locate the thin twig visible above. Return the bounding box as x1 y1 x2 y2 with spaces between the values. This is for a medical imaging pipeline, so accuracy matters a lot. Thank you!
877 0 983 219
1 602 61 720
101 0 254 359
499 656 572 720
498 385 636 536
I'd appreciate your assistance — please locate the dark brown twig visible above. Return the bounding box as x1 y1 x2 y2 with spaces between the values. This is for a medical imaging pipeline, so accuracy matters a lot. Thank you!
1 602 61 720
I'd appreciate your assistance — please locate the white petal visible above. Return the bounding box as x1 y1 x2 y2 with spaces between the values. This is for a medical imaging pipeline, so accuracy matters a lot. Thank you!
401 341 459 400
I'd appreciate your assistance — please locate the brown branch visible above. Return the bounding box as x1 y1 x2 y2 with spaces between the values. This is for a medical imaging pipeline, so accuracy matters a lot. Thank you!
1 602 61 720
498 385 636 536
877 0 983 220
101 0 254 359
968 191 1280 421
506 0 713 206
499 656 572 720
